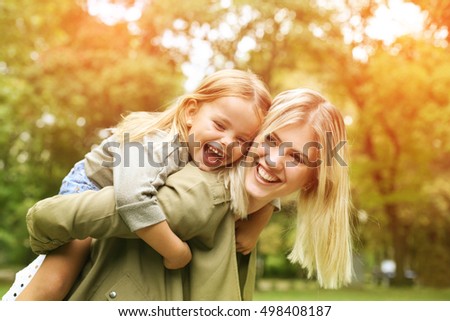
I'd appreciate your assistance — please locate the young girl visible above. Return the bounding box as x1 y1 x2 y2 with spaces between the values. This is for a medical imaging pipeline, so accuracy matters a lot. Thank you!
3 69 272 300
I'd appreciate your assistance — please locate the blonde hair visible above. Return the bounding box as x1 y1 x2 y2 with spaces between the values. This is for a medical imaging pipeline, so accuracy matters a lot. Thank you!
115 69 271 219
223 165 249 218
261 88 353 289
115 69 271 143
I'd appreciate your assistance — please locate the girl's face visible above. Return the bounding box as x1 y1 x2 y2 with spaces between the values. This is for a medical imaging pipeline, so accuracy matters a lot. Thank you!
244 122 318 203
186 96 262 171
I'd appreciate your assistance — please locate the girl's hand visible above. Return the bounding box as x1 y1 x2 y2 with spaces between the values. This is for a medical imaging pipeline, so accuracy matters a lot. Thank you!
163 241 192 269
235 204 275 255
136 221 192 270
235 219 259 255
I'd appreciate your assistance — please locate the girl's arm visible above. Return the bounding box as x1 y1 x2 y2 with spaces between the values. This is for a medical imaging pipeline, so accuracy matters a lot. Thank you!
135 223 191 269
27 189 191 270
16 239 91 301
235 203 274 255
26 164 227 277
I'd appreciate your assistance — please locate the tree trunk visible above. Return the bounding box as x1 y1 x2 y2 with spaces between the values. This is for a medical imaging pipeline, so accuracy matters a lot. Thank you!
385 203 408 286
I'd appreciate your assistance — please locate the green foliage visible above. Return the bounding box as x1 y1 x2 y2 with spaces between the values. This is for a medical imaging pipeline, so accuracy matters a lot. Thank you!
258 200 309 279
346 37 450 285
410 178 450 287
0 0 183 264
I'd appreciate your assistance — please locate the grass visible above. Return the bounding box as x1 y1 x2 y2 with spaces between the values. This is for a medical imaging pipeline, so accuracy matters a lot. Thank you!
254 286 450 301
1 279 450 301
0 282 12 299
254 279 450 301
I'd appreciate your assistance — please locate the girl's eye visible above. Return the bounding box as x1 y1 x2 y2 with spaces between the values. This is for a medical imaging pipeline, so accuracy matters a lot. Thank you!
237 137 247 145
214 121 225 131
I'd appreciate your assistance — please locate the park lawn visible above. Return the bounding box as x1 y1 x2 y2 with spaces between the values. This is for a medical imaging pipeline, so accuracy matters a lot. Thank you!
1 280 450 301
254 287 450 301
0 283 11 299
253 280 450 301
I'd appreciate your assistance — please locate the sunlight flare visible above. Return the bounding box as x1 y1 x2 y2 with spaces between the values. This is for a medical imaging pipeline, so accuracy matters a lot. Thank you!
86 0 148 26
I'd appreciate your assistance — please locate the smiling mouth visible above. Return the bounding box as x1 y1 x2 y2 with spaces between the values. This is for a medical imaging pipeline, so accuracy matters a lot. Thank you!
256 164 280 183
202 143 226 167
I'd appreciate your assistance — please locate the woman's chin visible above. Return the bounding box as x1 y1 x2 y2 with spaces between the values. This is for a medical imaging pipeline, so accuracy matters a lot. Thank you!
245 178 275 202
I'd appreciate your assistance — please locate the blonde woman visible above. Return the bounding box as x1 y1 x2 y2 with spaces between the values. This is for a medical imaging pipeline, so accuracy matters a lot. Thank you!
241 88 352 289
15 88 352 300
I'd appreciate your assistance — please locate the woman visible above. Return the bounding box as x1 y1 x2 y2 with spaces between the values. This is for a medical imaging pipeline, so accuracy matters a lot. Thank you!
22 88 352 300
243 89 352 289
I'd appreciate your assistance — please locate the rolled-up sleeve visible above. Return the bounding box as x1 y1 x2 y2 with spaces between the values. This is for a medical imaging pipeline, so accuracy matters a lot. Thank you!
113 132 182 232
26 187 133 254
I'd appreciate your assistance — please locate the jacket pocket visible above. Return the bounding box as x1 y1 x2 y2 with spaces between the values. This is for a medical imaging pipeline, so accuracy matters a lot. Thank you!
104 273 149 301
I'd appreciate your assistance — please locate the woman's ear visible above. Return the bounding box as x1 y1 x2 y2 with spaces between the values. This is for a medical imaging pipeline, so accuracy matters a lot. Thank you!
302 177 318 192
185 99 198 127
303 183 313 192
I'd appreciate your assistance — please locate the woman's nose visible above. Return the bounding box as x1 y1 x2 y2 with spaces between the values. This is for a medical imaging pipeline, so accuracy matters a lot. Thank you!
264 147 284 170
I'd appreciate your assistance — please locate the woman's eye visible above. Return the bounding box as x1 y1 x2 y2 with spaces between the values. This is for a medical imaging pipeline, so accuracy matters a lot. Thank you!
291 152 305 165
264 133 276 147
242 142 252 153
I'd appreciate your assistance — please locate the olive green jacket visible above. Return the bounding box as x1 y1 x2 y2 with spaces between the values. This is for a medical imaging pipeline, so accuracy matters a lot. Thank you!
26 163 256 300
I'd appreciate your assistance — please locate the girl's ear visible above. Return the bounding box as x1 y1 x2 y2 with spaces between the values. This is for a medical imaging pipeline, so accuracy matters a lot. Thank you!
185 99 198 127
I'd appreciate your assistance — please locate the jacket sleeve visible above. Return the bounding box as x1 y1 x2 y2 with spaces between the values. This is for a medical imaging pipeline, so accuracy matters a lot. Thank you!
26 164 229 254
26 187 135 254
113 133 179 232
157 164 231 246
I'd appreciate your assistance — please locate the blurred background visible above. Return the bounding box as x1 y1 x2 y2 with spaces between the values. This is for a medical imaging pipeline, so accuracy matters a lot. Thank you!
1 0 449 300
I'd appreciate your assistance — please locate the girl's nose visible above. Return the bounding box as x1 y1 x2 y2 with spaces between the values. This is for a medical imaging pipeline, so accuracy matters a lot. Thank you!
220 134 234 149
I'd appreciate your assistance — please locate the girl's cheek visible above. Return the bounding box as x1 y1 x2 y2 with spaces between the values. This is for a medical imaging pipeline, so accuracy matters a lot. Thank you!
232 146 244 161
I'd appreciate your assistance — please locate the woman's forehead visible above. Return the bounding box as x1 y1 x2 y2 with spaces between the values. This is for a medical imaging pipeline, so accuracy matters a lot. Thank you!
277 123 316 149
264 121 315 143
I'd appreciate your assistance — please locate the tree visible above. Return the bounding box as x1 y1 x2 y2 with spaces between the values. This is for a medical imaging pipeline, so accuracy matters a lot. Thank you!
345 38 450 285
0 0 183 264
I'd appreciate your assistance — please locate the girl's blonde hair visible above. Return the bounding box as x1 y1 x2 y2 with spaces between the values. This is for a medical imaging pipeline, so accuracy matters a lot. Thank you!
261 88 353 289
115 69 271 219
115 69 271 143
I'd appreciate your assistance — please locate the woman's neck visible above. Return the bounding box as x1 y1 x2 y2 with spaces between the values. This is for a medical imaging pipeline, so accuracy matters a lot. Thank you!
246 196 271 214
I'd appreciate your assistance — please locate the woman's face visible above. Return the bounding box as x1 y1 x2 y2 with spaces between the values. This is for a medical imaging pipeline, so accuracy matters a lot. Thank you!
244 122 318 203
